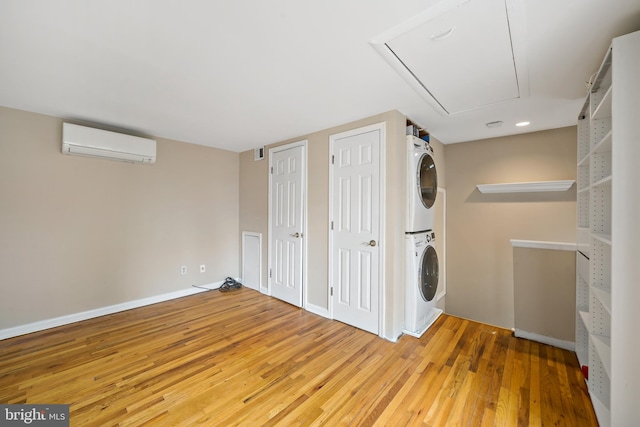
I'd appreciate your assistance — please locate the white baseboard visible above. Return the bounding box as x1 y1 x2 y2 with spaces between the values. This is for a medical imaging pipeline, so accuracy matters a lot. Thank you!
0 285 217 341
514 329 575 351
304 302 330 319
383 331 402 343
403 308 443 339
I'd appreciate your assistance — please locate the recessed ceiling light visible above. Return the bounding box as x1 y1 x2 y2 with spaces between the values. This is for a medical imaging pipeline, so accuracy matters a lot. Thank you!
486 121 503 128
516 121 530 127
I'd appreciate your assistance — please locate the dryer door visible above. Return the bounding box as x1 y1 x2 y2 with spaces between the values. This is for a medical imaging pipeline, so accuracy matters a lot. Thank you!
418 153 437 209
419 245 438 301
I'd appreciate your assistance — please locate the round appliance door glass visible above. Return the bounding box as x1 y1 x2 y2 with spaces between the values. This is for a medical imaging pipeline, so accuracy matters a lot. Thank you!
419 245 439 302
418 153 437 209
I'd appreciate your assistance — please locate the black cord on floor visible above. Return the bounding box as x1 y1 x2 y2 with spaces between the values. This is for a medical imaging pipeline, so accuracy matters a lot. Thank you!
219 277 242 292
192 277 243 292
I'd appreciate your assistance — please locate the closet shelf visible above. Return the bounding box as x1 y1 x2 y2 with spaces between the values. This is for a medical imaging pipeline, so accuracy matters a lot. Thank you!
590 394 611 427
592 175 612 189
591 333 612 379
593 130 612 154
591 286 612 315
592 233 612 246
578 154 590 167
476 180 575 193
592 86 612 120
579 311 590 331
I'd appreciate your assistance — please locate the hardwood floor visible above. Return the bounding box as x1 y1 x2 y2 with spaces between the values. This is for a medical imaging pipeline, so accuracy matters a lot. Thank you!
0 288 597 426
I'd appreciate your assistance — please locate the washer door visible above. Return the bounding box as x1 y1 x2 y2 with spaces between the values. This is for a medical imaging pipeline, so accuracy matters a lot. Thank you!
419 245 438 302
418 153 437 209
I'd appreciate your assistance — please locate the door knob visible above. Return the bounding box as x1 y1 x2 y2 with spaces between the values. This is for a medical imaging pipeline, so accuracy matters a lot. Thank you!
366 240 377 247
291 232 301 238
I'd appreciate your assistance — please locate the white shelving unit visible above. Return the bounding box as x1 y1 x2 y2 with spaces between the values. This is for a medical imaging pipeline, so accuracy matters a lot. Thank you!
575 30 640 427
476 180 574 193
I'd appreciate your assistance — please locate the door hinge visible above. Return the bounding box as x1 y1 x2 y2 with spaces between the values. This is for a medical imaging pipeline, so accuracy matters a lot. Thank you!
270 166 273 174
330 221 334 230
331 154 335 165
269 268 272 278
330 287 333 296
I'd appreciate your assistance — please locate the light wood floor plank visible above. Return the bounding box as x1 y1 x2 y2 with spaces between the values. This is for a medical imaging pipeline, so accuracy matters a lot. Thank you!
0 288 598 426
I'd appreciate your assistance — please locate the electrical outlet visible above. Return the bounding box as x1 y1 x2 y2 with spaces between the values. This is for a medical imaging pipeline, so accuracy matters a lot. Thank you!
181 266 187 275
200 264 206 273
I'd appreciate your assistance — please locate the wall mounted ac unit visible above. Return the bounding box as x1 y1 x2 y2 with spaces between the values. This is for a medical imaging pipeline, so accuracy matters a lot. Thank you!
62 123 156 164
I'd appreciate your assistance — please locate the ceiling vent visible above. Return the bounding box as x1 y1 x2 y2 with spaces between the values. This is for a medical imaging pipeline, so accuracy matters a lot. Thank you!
371 0 528 115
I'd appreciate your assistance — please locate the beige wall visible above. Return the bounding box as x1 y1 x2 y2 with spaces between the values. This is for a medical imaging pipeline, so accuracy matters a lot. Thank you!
0 107 239 329
513 247 576 342
240 110 413 340
444 127 577 328
1 104 576 337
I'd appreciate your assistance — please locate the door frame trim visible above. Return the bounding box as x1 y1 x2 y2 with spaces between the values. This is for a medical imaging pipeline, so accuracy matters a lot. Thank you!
328 122 386 337
267 140 308 306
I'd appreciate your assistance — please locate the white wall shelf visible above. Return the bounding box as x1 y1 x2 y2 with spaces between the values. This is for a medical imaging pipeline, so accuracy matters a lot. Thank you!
476 180 575 193
509 240 576 251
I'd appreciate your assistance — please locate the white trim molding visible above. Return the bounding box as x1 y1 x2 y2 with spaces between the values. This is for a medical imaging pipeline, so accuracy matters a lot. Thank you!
0 286 212 340
514 329 575 351
305 302 330 319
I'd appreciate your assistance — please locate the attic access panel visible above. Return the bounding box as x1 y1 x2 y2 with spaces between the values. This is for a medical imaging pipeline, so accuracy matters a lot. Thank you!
373 0 527 115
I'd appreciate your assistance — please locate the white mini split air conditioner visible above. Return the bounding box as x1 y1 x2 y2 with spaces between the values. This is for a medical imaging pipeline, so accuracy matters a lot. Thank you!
62 123 156 164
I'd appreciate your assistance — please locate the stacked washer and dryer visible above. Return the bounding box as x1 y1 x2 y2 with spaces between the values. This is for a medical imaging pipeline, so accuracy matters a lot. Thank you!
403 133 443 338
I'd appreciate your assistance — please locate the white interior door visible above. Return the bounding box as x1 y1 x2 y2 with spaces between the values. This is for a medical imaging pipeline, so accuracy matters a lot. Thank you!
330 125 382 335
269 143 305 307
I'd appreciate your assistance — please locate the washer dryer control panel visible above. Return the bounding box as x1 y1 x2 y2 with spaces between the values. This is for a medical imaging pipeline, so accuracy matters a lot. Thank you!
411 139 434 155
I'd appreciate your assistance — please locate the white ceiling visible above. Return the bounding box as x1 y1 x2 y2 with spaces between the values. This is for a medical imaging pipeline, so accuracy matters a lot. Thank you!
1 0 639 152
